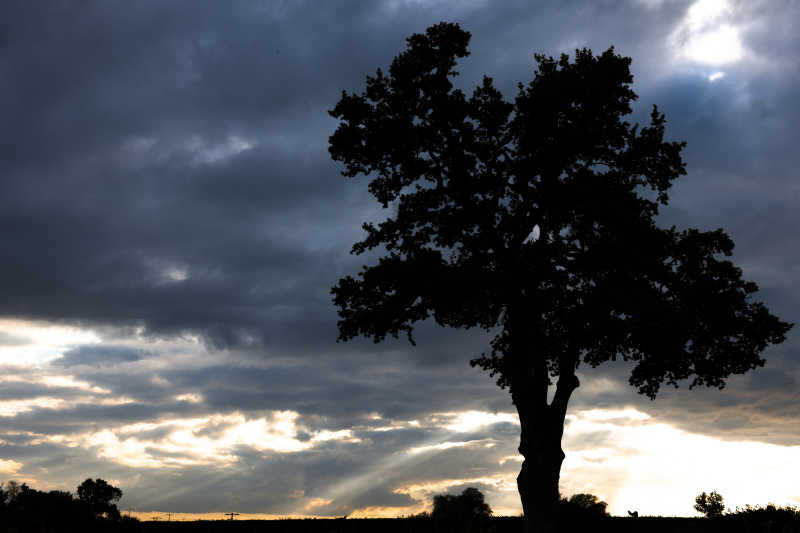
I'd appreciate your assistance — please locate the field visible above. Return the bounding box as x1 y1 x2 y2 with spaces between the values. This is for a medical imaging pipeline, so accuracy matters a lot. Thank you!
128 515 800 533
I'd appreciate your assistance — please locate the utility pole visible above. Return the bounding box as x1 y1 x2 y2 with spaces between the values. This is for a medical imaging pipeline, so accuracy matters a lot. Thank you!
225 512 240 521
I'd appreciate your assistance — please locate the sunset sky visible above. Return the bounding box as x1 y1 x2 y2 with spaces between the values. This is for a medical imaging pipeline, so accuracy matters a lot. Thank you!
1 0 798 520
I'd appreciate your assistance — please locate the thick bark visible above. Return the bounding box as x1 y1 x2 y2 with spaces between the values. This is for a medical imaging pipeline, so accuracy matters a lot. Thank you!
513 366 579 533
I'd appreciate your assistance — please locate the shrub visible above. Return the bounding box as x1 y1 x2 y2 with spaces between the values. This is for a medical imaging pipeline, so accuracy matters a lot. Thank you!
431 487 492 532
695 491 725 517
558 493 609 521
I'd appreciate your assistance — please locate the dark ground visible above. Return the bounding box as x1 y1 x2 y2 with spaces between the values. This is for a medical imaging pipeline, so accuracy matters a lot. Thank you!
130 515 800 533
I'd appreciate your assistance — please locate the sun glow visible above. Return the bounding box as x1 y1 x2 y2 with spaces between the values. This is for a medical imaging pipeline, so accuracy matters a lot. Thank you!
684 25 743 64
561 409 800 516
673 0 744 65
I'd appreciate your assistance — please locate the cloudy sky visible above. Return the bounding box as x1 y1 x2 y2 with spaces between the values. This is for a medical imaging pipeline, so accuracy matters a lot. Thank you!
1 0 799 520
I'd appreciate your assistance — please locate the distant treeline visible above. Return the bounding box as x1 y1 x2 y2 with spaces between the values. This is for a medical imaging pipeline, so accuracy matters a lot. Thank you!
1 478 139 532
3 479 798 533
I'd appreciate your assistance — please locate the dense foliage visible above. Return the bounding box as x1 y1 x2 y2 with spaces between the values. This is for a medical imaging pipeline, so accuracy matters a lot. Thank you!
558 493 609 519
0 478 133 532
430 487 492 532
78 477 124 520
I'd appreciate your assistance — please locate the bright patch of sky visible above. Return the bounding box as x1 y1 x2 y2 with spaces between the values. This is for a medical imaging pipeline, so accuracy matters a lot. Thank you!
39 375 110 393
63 411 361 469
0 459 24 476
562 409 800 516
0 381 132 416
0 397 69 417
440 410 518 432
0 319 100 365
164 267 189 282
380 408 800 517
671 0 744 80
174 392 203 403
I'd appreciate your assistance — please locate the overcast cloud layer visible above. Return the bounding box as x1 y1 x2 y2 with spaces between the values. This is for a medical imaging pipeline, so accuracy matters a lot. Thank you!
1 0 799 518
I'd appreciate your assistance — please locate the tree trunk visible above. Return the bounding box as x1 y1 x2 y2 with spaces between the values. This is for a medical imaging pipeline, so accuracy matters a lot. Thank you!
516 418 566 533
513 372 579 533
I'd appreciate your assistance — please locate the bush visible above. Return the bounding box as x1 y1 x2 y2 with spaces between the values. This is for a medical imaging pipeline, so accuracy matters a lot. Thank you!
695 491 725 517
725 503 800 533
558 493 609 523
431 487 492 532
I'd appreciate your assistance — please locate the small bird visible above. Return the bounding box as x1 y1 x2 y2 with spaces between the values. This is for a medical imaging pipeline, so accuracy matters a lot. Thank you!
523 224 541 245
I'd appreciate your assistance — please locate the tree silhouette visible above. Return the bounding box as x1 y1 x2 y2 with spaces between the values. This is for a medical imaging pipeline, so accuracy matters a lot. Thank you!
1 479 134 531
329 22 792 533
559 493 608 519
77 478 123 520
695 491 725 517
432 487 491 532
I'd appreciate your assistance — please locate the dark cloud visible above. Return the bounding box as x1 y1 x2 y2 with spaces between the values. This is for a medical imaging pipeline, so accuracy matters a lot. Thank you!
54 345 146 367
0 381 83 401
0 0 752 352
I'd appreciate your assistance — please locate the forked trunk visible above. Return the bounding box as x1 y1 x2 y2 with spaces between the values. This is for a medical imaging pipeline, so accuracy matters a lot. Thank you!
513 372 579 533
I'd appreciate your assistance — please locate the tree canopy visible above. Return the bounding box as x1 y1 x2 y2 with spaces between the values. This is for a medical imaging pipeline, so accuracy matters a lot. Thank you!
559 493 608 518
77 478 123 520
330 21 790 399
432 487 493 521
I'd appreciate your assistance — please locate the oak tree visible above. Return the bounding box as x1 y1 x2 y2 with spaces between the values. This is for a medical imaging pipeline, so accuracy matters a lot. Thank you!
329 22 791 533
77 478 123 520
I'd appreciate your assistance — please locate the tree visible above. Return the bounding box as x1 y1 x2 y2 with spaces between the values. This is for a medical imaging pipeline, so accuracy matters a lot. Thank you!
77 478 123 520
432 487 492 531
329 22 792 533
695 491 725 517
558 493 608 519
1 481 26 504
